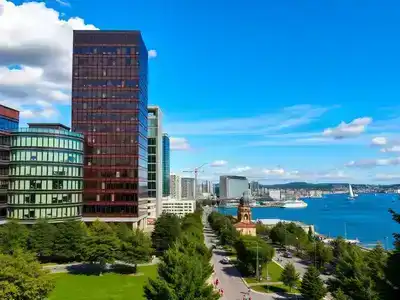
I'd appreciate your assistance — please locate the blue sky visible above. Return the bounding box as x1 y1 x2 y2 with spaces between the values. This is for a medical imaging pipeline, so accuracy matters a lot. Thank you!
3 0 400 183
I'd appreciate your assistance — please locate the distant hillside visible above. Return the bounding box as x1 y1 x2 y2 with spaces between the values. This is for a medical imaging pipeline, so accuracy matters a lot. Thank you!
261 182 346 190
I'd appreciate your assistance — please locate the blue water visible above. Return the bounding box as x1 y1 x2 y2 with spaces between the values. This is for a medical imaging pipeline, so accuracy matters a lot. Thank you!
218 193 400 250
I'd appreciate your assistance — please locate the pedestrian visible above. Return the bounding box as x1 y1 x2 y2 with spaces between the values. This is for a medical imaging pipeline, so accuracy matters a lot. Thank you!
220 289 224 296
216 278 219 286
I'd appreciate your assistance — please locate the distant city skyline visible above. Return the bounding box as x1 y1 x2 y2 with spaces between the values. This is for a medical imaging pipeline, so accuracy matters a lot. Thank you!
3 1 400 184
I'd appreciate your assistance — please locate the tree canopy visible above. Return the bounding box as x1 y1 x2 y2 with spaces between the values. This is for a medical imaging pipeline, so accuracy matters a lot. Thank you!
280 262 300 292
0 251 54 300
300 266 327 300
151 213 181 255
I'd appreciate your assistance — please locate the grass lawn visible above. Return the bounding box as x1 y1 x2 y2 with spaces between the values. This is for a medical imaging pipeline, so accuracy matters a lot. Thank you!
252 283 300 295
49 265 158 300
245 261 283 283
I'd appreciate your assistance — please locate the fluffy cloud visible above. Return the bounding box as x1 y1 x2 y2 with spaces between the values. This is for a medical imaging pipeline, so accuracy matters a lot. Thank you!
371 136 387 146
230 166 251 173
165 104 334 136
0 1 98 120
375 174 400 181
210 160 228 167
381 146 400 153
170 137 191 150
346 157 400 168
148 49 157 58
323 117 372 139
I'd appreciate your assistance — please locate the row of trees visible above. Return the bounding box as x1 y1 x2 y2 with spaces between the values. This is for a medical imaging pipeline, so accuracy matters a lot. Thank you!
145 208 219 299
0 219 153 299
0 219 153 268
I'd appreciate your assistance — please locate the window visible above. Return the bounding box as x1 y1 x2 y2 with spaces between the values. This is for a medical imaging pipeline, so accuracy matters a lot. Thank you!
52 180 63 190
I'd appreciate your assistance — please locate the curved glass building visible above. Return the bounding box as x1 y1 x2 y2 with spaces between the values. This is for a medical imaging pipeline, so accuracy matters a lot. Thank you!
7 124 84 223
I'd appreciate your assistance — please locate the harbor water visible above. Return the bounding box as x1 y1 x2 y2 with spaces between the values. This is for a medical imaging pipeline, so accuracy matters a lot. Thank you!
218 193 400 249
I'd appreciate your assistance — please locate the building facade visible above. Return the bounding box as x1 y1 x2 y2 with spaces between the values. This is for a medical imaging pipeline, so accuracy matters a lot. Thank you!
71 30 148 228
181 177 195 199
170 174 181 200
162 199 196 218
162 133 170 197
219 175 248 199
7 124 84 223
0 105 19 219
147 106 163 218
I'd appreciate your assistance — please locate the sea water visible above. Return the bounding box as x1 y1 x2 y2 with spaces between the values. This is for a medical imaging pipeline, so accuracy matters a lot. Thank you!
218 193 400 250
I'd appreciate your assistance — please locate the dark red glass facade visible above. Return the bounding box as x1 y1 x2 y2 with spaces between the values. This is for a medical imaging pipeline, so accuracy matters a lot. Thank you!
71 30 148 219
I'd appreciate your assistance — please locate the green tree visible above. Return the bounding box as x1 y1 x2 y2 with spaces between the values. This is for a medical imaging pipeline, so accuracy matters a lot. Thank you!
144 241 218 300
119 229 153 267
115 223 132 242
0 251 54 300
234 235 275 276
385 209 400 299
151 213 181 255
280 262 300 292
307 240 333 270
84 220 120 275
308 226 314 242
53 221 88 262
300 266 327 300
332 288 349 300
327 245 380 300
28 219 57 261
0 220 29 255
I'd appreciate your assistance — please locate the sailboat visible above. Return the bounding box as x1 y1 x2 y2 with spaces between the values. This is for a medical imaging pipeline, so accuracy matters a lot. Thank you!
348 184 357 200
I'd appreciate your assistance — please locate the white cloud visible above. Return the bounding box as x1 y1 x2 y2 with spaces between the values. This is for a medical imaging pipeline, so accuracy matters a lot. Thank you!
230 166 251 173
381 146 400 153
0 1 97 121
170 137 191 150
210 160 228 167
375 174 400 181
323 117 372 139
148 49 157 58
371 136 387 146
165 104 334 136
55 0 71 7
346 157 400 168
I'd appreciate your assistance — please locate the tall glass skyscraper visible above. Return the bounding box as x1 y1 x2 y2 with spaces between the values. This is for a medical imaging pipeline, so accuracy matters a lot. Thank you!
162 133 170 197
71 30 148 228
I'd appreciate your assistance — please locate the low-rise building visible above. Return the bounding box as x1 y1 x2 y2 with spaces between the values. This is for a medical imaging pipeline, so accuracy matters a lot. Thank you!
162 199 196 218
7 123 84 223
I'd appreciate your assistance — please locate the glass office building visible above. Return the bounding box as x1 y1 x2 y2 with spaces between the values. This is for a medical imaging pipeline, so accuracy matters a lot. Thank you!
148 106 162 218
162 133 170 197
7 124 84 223
0 105 19 219
71 31 148 227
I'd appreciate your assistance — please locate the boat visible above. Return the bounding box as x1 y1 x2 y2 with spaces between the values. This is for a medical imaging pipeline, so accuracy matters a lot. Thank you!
348 184 357 200
280 199 308 208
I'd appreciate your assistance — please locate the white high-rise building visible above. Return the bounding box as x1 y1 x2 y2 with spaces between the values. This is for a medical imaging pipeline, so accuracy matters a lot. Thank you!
181 177 195 199
148 106 163 218
170 174 181 200
219 175 248 199
268 189 281 200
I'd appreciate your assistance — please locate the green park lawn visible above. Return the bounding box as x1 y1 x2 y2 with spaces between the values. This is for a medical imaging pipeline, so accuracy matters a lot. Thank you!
245 260 283 283
48 265 158 300
252 283 300 295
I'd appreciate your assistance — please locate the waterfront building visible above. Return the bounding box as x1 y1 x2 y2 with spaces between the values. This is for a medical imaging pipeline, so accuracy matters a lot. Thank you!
170 174 181 200
0 105 19 219
200 180 212 194
219 175 248 199
250 180 259 194
71 30 149 229
213 183 220 197
162 199 196 218
268 189 281 200
147 106 163 219
162 133 170 197
234 193 256 236
7 124 83 223
181 177 195 199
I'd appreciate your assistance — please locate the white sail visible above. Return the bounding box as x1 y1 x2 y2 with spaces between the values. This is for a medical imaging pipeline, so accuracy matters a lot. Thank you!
349 184 354 198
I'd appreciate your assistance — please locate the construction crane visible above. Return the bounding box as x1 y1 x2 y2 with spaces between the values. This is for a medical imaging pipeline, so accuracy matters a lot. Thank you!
182 163 208 200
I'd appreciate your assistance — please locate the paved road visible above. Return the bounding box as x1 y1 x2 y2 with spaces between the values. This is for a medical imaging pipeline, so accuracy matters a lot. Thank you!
203 207 293 300
274 249 331 282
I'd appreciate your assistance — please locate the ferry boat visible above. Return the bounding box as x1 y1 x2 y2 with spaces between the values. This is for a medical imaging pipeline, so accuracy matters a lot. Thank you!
280 199 308 208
